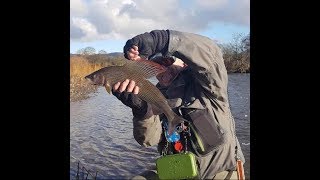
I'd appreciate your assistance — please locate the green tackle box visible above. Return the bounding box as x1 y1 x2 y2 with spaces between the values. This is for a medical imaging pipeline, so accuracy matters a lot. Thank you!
156 152 199 179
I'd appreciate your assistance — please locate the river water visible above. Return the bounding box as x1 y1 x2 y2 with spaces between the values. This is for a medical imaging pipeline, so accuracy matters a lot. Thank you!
70 73 250 179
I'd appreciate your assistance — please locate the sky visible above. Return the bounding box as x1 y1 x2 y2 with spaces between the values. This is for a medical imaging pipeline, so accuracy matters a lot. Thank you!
70 0 250 54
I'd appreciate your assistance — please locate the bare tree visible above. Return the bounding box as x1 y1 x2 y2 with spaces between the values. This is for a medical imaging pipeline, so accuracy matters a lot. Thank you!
76 48 85 55
221 33 250 73
98 50 107 54
83 47 96 55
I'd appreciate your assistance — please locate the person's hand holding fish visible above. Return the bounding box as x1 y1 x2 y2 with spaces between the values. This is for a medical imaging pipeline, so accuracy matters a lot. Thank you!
112 45 141 95
125 45 141 61
113 79 140 95
123 30 168 60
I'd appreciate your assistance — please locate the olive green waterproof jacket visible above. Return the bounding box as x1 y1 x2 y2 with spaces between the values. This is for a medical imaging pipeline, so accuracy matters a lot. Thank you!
131 30 245 179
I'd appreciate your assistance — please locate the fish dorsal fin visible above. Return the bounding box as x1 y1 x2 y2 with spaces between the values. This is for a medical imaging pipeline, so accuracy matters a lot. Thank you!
126 59 167 79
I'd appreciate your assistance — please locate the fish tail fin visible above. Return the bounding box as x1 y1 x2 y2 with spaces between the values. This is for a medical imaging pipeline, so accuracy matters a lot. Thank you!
167 115 186 135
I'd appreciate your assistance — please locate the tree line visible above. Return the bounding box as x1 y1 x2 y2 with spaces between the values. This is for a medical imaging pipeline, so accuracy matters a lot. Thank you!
76 47 107 55
219 33 250 73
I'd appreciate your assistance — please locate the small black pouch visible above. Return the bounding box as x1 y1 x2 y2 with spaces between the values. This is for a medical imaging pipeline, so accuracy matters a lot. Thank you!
183 108 226 155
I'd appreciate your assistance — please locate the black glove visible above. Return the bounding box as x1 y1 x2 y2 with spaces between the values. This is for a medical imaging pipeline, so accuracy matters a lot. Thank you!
123 30 169 59
112 90 148 118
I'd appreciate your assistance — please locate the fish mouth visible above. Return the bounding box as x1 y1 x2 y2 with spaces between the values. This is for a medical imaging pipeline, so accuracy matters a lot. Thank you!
84 76 99 85
84 75 106 86
84 76 94 84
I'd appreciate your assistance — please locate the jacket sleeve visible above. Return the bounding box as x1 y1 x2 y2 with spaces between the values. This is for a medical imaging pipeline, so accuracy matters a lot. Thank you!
132 103 163 147
165 30 229 103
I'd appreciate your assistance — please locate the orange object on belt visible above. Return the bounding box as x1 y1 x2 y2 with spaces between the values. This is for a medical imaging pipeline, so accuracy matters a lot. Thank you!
236 159 245 180
174 141 183 152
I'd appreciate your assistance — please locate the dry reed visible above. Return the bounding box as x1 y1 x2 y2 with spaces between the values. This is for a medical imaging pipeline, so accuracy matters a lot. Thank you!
70 56 105 102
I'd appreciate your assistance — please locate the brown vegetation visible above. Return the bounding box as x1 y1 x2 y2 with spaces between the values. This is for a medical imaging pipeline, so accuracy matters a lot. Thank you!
70 56 104 102
70 55 127 102
220 33 250 73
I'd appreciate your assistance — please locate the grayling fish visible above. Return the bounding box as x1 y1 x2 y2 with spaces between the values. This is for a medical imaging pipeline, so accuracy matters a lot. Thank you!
85 58 186 135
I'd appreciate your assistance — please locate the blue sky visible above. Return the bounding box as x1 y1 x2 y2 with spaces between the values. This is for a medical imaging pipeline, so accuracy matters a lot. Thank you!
70 0 250 54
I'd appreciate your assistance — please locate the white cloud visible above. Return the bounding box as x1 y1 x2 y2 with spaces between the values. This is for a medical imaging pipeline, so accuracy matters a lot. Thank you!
70 0 88 16
71 17 99 41
70 0 250 42
194 0 228 9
